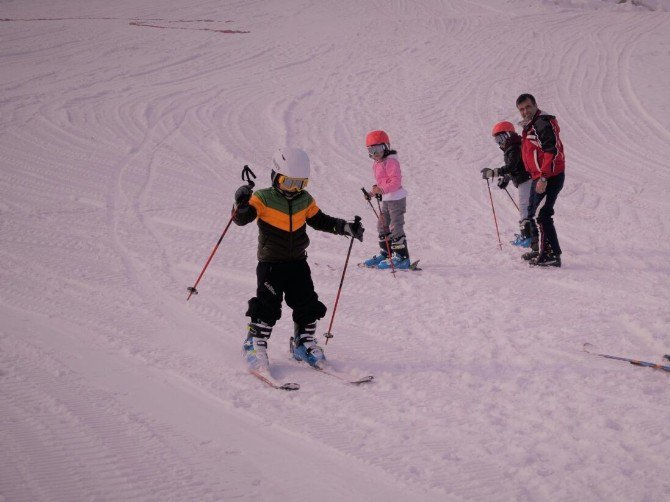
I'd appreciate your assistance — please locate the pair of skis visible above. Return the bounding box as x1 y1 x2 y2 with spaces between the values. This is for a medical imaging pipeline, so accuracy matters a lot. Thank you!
583 343 670 373
358 259 422 272
250 361 374 391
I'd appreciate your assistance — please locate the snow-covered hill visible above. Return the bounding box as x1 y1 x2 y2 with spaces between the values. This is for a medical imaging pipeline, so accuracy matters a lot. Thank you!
1 1 669 500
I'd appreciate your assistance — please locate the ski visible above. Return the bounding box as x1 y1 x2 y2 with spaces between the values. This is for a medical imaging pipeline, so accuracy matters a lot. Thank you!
249 370 300 390
290 358 374 385
358 259 421 271
582 343 670 373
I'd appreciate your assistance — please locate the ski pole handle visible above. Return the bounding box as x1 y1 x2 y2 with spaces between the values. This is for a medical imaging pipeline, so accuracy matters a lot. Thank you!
242 165 256 188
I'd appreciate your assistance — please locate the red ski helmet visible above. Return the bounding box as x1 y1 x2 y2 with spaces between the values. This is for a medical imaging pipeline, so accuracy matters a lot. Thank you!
365 130 390 147
491 121 515 136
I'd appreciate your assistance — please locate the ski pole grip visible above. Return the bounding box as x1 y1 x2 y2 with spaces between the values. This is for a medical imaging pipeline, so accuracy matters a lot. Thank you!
360 187 371 201
242 165 257 189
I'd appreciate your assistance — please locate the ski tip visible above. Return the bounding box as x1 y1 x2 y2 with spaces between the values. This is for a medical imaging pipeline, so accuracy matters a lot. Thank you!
351 375 374 385
280 382 300 391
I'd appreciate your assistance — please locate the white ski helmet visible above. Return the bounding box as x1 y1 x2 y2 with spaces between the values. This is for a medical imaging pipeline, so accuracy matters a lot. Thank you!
272 147 310 180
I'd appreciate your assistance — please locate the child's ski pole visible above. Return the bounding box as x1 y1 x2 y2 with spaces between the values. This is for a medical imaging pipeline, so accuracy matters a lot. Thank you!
503 186 519 211
324 215 361 344
485 178 503 251
187 165 256 300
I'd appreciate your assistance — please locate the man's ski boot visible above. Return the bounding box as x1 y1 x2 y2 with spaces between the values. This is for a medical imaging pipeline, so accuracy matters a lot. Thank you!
290 322 326 368
522 250 539 261
242 320 272 372
531 252 562 267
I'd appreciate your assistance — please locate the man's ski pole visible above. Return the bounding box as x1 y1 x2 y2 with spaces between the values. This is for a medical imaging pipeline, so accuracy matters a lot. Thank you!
324 215 361 345
485 178 503 250
187 165 256 301
503 187 519 211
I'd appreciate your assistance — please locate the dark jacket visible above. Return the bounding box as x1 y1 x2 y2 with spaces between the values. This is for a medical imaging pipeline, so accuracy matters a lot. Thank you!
521 110 566 179
233 187 346 262
498 134 530 187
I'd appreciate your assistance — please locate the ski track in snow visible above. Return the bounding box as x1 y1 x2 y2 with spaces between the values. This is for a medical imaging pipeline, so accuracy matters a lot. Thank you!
1 0 669 500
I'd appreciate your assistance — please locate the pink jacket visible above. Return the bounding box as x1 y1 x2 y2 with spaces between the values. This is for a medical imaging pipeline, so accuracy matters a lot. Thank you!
372 154 407 201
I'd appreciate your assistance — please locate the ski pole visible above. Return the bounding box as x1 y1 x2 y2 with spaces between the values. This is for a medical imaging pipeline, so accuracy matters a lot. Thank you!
485 178 503 251
187 165 256 301
361 187 380 219
503 187 519 211
324 215 361 345
374 194 396 275
583 343 670 373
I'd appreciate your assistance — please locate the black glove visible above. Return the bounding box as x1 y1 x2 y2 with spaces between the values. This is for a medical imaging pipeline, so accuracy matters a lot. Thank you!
480 167 500 180
234 185 252 205
497 175 510 190
343 219 364 242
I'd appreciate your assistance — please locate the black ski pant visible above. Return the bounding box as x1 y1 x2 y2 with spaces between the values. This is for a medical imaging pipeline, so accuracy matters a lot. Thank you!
245 259 327 329
530 172 564 256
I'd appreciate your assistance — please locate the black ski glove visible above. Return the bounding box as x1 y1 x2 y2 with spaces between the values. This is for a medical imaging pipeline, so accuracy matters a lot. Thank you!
342 219 364 242
234 185 253 205
497 175 510 190
481 167 501 179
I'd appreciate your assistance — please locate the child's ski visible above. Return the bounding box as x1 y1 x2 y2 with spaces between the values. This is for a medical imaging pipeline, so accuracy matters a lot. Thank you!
290 358 374 385
249 370 300 390
358 259 421 271
582 343 670 373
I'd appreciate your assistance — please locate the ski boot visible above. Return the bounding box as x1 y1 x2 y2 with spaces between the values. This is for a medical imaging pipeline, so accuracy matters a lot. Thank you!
378 235 411 269
512 219 533 247
522 233 540 260
363 249 388 267
531 252 562 268
377 252 411 270
290 322 326 368
242 320 272 372
511 234 532 247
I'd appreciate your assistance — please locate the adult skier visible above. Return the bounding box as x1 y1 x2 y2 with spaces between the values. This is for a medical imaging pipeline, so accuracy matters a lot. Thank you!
481 121 537 251
232 147 364 372
516 93 566 267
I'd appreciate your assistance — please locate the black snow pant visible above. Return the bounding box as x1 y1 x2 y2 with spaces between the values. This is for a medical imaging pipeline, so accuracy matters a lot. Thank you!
531 172 564 256
245 259 327 329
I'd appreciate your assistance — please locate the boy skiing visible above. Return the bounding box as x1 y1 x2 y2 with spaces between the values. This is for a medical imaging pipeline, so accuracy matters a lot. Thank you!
481 121 538 251
362 130 412 269
232 147 364 373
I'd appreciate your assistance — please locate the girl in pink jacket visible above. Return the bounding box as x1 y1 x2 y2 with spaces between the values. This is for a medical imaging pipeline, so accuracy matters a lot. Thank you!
363 130 411 269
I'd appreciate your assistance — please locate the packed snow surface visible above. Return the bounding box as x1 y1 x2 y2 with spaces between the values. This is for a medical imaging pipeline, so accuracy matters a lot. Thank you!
1 1 669 500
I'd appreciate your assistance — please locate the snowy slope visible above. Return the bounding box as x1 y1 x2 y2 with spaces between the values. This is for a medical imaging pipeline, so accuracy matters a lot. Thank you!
1 1 669 500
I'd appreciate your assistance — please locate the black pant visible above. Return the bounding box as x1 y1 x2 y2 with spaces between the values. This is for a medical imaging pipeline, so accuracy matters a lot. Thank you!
531 172 564 255
245 260 327 327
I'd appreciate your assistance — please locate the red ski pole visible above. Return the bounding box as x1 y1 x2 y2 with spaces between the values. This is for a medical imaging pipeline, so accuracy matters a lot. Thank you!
187 165 256 300
485 178 503 251
324 215 361 345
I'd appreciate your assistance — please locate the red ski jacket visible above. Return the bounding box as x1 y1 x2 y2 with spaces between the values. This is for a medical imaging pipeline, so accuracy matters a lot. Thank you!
521 110 565 179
